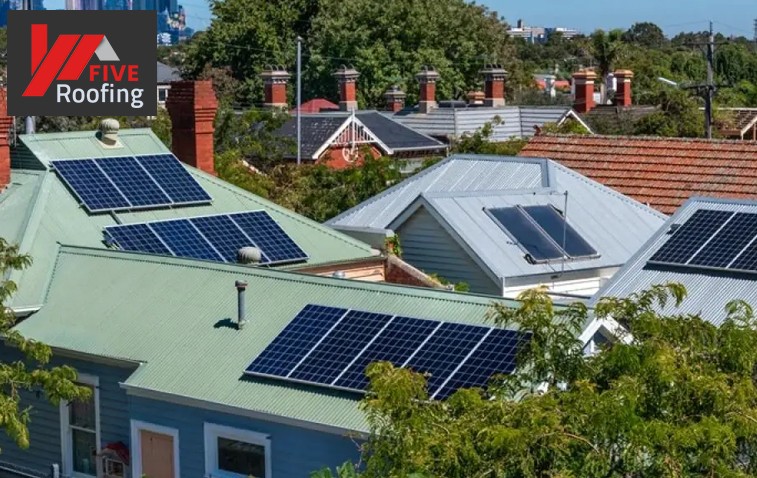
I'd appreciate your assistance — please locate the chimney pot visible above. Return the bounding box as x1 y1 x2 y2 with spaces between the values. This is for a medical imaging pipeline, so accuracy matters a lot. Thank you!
480 65 507 107
260 66 291 108
572 70 597 114
165 81 219 176
333 65 360 112
0 89 12 192
383 85 406 113
613 69 633 107
416 66 440 114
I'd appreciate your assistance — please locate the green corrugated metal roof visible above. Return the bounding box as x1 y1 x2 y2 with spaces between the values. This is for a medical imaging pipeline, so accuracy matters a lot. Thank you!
3 128 375 309
19 246 524 432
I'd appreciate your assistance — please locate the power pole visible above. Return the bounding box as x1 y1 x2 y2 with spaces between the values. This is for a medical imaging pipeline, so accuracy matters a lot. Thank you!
705 20 714 139
296 36 302 166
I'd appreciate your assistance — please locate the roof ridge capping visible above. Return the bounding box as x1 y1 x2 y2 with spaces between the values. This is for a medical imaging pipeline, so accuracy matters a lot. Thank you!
534 133 757 145
53 244 524 307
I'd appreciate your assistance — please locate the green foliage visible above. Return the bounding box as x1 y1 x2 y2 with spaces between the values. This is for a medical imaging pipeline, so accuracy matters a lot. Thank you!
182 0 524 107
590 29 625 103
540 119 591 135
214 106 292 167
384 235 402 257
333 283 757 477
29 112 173 147
426 273 470 293
0 238 90 449
622 22 668 49
450 119 528 156
634 88 704 137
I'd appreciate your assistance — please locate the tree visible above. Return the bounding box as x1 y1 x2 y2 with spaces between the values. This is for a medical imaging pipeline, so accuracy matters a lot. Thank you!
450 119 528 156
0 239 89 449
634 88 703 137
315 283 757 477
622 22 668 49
590 29 625 104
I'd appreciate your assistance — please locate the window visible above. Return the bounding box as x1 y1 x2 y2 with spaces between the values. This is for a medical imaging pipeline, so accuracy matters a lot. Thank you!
60 375 100 478
158 87 169 103
204 423 272 478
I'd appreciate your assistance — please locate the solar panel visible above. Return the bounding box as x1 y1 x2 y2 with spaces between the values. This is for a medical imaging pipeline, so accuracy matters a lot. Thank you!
96 156 171 207
191 215 264 263
688 212 757 269
51 154 211 213
432 328 525 400
487 207 565 262
52 159 130 212
244 305 348 377
648 209 734 266
729 238 757 272
136 154 212 204
104 211 308 266
404 322 490 395
289 311 392 385
229 212 308 264
522 205 598 259
244 304 529 400
334 316 439 390
104 223 171 255
150 219 224 262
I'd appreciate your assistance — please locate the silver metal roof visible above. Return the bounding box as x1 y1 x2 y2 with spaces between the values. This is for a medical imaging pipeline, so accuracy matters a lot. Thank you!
392 106 592 141
591 197 757 326
329 154 666 281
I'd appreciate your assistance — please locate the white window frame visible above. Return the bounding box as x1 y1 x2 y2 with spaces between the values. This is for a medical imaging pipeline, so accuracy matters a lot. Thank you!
203 423 272 478
130 419 181 478
60 374 101 478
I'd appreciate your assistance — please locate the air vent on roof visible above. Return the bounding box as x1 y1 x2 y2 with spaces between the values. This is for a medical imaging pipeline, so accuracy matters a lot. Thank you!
668 223 681 235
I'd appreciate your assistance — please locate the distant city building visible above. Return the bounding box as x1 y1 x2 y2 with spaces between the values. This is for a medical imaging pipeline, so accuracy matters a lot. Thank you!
0 0 44 26
507 19 580 44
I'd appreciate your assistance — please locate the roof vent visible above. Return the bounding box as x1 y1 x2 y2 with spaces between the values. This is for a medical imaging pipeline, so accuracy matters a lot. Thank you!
332 270 346 279
237 246 262 265
98 118 121 148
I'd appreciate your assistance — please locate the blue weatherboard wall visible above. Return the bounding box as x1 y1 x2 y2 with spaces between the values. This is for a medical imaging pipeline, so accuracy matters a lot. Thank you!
128 394 361 477
0 347 136 477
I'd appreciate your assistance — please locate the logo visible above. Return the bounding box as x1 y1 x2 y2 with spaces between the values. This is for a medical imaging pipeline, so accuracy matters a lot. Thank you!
8 11 157 116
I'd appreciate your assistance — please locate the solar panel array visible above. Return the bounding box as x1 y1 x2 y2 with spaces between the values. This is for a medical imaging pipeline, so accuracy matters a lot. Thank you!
245 304 529 400
487 205 599 263
648 209 757 274
104 211 308 265
51 154 211 213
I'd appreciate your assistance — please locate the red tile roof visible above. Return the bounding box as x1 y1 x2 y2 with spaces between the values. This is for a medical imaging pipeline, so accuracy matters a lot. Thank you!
290 98 339 114
520 134 757 215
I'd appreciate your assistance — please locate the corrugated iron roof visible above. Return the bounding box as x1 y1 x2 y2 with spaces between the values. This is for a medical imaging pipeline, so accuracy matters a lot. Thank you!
3 128 375 310
520 134 757 215
329 154 665 282
18 246 532 432
591 197 757 326
392 106 591 141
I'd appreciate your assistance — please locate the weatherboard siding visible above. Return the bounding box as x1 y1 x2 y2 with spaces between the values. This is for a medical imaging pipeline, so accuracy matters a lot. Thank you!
128 394 360 477
396 207 500 295
0 347 134 477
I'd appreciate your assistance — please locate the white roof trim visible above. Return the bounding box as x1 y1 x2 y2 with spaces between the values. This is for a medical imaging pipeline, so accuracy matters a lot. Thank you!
311 115 394 160
560 110 595 135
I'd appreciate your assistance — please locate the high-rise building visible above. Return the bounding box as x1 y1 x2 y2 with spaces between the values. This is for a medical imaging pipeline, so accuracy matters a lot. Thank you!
0 0 45 26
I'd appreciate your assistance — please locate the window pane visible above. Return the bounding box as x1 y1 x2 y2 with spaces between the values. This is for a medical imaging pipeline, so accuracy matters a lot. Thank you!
218 437 266 478
72 429 97 475
70 384 95 430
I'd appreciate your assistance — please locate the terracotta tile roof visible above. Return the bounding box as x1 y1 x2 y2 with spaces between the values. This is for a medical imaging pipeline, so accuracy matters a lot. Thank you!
520 134 757 215
290 98 339 114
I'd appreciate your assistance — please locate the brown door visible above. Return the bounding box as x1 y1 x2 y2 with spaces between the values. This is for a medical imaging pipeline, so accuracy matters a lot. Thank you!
140 429 175 478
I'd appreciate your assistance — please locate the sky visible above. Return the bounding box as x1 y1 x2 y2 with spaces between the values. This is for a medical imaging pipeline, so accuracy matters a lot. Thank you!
42 0 756 38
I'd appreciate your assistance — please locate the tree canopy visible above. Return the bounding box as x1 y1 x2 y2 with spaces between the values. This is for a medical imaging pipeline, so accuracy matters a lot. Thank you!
0 239 89 449
315 284 757 477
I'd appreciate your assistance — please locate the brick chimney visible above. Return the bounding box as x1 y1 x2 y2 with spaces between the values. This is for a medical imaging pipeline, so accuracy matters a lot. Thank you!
165 81 218 176
480 64 507 107
416 66 440 114
384 85 406 113
572 70 597 114
333 65 360 112
260 66 290 108
614 69 633 107
0 89 12 192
